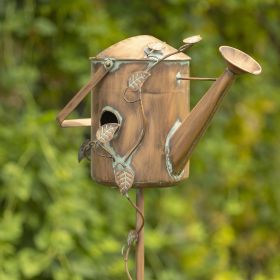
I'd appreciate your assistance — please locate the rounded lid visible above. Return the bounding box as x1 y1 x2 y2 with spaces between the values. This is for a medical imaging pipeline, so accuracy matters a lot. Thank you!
92 35 191 60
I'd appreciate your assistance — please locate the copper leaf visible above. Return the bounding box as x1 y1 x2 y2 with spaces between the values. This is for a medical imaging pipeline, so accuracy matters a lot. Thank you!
96 123 120 144
114 165 135 195
128 71 151 91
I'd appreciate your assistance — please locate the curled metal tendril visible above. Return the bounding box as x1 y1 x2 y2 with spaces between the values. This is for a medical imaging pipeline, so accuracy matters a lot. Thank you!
123 88 141 103
90 140 113 159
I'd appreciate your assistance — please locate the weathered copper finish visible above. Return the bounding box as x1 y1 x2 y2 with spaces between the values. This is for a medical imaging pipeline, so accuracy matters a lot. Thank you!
57 36 262 188
90 60 190 187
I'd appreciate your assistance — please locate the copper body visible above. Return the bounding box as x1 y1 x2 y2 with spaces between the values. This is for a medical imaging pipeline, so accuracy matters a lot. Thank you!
91 59 190 187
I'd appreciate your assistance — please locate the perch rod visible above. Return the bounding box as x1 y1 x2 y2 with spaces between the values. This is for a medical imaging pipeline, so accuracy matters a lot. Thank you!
177 76 217 81
136 188 144 280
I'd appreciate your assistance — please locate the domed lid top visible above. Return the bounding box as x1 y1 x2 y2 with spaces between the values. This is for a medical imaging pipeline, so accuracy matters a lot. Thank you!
91 35 191 61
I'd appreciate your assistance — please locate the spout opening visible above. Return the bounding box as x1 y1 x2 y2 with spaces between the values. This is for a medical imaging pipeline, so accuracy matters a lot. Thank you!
219 46 262 75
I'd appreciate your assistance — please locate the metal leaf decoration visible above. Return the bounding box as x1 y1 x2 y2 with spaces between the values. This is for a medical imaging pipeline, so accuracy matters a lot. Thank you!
147 42 164 51
114 165 135 195
96 123 120 144
183 35 202 44
128 71 151 91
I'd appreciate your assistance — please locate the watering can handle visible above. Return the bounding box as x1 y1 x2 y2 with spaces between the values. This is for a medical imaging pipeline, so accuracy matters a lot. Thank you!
56 59 114 127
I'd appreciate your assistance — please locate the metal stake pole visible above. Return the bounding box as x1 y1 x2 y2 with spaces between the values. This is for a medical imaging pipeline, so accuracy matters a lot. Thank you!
136 188 144 280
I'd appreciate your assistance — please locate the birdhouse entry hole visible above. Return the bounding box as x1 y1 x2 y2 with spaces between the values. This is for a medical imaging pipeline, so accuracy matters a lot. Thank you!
100 108 121 126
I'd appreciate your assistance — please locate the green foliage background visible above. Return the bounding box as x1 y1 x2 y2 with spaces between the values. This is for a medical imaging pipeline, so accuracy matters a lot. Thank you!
0 0 279 279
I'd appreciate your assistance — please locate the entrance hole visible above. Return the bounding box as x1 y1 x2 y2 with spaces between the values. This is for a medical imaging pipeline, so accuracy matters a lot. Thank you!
100 110 119 125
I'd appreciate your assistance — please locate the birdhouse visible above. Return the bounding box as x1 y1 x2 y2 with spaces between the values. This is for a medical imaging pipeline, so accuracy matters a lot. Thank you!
57 35 261 194
57 35 261 279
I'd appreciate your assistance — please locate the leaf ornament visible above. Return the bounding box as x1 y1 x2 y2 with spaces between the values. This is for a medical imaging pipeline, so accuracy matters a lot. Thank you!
114 165 135 195
96 123 120 144
147 42 164 51
128 71 151 91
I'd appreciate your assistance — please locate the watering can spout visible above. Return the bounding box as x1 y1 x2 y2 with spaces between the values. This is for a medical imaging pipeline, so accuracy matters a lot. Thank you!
169 46 262 175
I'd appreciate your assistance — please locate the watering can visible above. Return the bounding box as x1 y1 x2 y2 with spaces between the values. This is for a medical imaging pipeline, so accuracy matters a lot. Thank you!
57 35 261 194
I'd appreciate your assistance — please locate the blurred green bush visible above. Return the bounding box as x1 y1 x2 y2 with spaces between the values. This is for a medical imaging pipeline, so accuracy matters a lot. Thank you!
0 0 279 279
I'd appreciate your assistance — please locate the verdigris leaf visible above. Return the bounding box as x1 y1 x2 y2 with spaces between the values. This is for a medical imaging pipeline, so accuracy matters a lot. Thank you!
114 165 135 195
128 71 151 91
96 123 119 144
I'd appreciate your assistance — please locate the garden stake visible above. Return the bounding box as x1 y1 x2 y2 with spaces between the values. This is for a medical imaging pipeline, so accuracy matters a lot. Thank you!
136 189 144 280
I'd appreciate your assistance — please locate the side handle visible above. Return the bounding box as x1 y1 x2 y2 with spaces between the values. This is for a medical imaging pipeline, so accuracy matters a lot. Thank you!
56 59 114 127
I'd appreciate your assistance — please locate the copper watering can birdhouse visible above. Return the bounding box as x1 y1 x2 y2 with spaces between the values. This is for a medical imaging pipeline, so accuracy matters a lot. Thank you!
57 35 261 192
57 35 261 279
